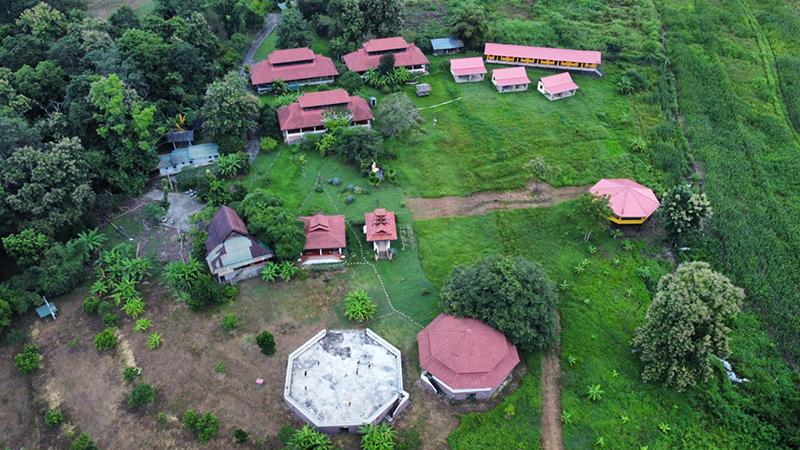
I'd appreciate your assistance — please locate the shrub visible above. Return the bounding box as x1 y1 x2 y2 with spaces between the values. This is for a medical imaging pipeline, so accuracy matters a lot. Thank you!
97 301 113 316
71 432 97 450
94 328 116 350
214 362 226 373
6 328 25 345
148 332 163 349
102 313 118 328
185 410 219 444
222 314 238 331
376 93 423 137
260 137 277 153
256 330 276 356
337 70 364 94
633 262 744 390
344 290 377 323
660 184 712 244
288 424 333 449
234 428 248 444
360 424 398 449
83 297 100 314
440 256 558 351
67 337 79 349
15 344 40 373
45 409 63 427
129 383 155 406
123 366 141 382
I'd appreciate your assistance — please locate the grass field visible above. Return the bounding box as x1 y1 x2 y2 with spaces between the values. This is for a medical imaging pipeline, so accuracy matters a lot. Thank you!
87 0 154 18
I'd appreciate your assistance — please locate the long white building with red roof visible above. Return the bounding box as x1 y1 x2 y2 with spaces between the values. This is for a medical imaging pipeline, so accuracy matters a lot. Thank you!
276 89 373 144
484 42 602 73
343 37 429 74
249 47 339 94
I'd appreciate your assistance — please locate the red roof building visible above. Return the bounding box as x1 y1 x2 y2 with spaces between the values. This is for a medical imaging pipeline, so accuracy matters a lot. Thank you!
249 48 338 93
343 37 430 74
450 57 486 83
491 66 531 93
537 72 579 101
590 179 661 225
363 209 397 260
297 214 347 263
276 89 373 144
418 314 520 400
484 42 602 72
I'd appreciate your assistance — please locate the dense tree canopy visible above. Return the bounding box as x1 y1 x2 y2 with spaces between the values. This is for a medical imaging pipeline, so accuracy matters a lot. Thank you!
440 256 558 351
633 262 744 391
449 1 488 49
276 8 313 50
333 127 384 174
201 72 260 142
238 190 307 261
375 92 422 137
660 184 712 243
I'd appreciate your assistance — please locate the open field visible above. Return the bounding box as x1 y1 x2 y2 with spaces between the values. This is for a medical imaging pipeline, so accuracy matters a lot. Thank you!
87 0 153 18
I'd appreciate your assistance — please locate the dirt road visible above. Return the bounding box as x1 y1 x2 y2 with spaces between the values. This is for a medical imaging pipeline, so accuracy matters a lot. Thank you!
540 315 564 450
405 182 588 220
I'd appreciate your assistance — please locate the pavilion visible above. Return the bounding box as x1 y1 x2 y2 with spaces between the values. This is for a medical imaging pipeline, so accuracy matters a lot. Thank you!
590 179 661 225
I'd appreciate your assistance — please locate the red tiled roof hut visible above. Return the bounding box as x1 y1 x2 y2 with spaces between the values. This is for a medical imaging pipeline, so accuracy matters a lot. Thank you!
363 209 397 260
249 48 338 93
297 213 347 264
343 37 430 74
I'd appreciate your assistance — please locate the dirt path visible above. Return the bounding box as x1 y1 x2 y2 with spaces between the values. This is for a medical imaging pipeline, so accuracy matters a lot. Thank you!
540 314 564 450
405 182 588 220
239 14 280 78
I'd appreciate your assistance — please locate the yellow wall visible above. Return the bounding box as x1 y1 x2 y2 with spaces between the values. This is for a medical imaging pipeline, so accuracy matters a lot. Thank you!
609 216 649 225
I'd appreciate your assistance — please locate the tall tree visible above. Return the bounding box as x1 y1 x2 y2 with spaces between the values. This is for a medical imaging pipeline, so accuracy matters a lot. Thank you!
13 60 68 114
213 0 248 37
333 127 384 174
275 8 313 50
328 0 364 42
238 190 306 261
448 1 488 50
16 2 68 45
88 74 162 195
633 262 744 391
361 0 404 37
375 92 421 137
0 114 41 158
201 72 260 142
440 256 558 351
1 137 94 238
660 184 712 244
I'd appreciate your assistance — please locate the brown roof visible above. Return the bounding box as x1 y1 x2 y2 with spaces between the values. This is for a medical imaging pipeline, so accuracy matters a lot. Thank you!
364 209 397 242
276 90 373 131
249 48 338 85
485 42 602 65
342 37 430 73
205 205 250 253
298 214 347 250
418 314 520 390
492 67 531 86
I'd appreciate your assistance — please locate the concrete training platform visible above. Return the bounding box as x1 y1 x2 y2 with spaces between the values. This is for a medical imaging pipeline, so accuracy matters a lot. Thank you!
284 329 409 434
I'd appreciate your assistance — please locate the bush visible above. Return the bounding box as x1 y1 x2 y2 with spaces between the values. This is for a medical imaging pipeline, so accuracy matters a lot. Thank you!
185 410 219 444
97 301 113 316
5 328 25 345
288 424 333 449
14 344 40 374
337 70 364 94
660 184 712 244
333 127 384 174
214 362 226 373
129 383 155 406
221 314 238 331
83 297 100 314
123 366 141 382
440 256 558 351
45 409 63 427
186 274 227 312
234 428 248 444
102 313 118 328
256 330 276 355
218 135 245 155
71 432 97 450
67 337 79 349
344 290 377 323
93 328 117 351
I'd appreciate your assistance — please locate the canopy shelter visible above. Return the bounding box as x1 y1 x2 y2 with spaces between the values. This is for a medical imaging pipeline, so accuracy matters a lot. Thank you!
415 83 431 97
36 297 57 321
431 38 464 55
590 179 660 225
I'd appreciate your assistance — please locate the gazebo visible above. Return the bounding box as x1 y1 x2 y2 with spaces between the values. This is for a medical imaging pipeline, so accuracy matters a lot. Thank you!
590 179 660 225
417 314 519 400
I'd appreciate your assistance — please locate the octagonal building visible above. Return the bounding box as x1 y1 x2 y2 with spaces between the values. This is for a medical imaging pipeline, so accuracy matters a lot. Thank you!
418 314 520 400
284 329 409 434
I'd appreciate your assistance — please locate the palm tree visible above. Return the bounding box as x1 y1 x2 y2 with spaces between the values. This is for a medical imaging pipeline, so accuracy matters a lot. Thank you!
344 290 377 323
278 261 299 281
77 228 107 253
261 262 278 283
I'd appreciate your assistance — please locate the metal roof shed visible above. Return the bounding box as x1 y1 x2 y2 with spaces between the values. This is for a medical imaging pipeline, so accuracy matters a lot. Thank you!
431 38 465 55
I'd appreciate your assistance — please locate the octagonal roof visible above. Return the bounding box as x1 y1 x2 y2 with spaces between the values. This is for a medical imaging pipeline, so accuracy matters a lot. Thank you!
418 314 520 390
285 329 404 427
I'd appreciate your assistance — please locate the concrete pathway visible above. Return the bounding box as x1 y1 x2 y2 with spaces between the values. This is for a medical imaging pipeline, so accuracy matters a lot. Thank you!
239 14 280 78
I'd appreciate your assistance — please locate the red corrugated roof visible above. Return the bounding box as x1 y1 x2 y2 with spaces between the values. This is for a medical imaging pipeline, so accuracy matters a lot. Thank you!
204 205 249 253
450 57 487 76
343 39 430 73
297 90 350 109
298 214 347 250
492 67 531 86
590 179 660 218
276 91 373 131
249 50 338 85
485 42 602 65
539 72 579 94
362 37 410 53
364 209 397 242
418 314 520 391
268 47 315 64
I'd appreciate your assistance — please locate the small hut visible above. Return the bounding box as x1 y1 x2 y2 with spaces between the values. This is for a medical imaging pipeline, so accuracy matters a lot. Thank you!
590 179 660 225
537 72 579 101
415 83 431 97
491 67 530 93
430 38 464 56
450 57 486 83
